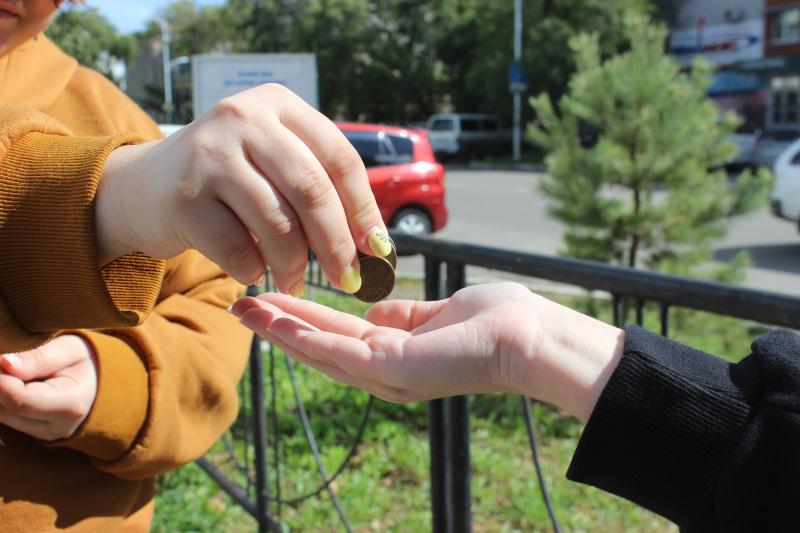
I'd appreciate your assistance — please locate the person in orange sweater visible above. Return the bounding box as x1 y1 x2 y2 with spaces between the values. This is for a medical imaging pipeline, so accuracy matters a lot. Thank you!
0 1 390 532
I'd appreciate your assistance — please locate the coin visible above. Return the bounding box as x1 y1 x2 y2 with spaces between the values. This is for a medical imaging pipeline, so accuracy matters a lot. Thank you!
384 236 397 269
353 255 395 303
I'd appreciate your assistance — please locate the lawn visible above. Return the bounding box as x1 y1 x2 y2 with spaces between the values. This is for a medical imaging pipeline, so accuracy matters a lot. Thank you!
152 279 768 532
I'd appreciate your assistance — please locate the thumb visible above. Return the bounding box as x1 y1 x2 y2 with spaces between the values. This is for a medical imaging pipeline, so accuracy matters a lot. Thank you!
0 337 90 381
365 299 449 331
0 352 43 381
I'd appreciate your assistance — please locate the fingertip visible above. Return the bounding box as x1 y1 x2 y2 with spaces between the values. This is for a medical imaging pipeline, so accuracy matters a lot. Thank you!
367 227 392 258
338 263 362 294
0 354 22 373
239 308 276 334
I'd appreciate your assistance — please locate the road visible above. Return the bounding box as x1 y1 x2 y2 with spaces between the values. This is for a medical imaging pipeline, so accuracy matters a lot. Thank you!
394 167 800 298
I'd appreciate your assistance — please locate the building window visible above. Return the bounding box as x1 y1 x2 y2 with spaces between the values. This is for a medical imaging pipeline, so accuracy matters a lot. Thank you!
771 76 800 126
771 8 800 44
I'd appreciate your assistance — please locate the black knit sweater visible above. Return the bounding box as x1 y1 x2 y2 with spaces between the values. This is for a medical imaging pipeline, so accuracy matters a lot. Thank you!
567 324 800 532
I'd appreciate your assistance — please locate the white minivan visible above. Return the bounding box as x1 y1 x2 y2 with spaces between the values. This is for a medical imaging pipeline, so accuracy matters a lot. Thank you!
425 113 511 161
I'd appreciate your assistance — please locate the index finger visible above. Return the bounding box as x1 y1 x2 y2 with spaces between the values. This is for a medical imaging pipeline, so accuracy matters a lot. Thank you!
240 293 374 338
264 86 391 259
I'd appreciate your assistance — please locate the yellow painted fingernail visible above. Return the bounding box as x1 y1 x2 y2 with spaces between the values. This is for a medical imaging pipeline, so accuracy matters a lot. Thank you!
339 265 362 294
289 279 305 298
368 228 392 258
253 274 267 287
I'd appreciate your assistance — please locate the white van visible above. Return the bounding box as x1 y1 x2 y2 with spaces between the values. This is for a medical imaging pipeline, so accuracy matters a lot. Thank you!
770 136 800 232
425 113 512 161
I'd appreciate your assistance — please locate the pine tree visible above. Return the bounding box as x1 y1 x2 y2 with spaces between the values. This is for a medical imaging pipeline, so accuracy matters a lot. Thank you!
528 13 771 280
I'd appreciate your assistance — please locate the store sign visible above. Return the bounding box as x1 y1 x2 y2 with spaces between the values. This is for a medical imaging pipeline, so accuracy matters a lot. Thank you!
669 18 763 68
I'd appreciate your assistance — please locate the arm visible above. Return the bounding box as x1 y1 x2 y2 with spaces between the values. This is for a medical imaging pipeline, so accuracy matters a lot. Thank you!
231 283 800 530
231 282 623 421
46 251 253 478
0 252 251 476
0 106 164 353
567 325 800 531
0 83 391 351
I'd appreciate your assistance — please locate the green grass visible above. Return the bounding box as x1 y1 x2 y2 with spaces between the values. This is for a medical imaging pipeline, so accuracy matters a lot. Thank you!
153 280 766 532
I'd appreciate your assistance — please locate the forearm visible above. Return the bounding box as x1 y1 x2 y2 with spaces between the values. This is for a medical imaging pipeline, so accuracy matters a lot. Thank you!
62 253 252 479
0 112 163 350
565 326 800 530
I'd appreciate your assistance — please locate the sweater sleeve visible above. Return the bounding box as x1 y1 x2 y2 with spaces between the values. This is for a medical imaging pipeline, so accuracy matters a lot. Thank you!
0 106 164 352
47 250 254 480
566 324 800 532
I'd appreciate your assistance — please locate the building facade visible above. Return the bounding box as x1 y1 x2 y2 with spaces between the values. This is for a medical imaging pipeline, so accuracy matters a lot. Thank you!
734 0 800 132
668 0 766 127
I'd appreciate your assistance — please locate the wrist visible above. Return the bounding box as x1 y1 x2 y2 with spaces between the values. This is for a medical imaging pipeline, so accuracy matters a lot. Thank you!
521 299 625 423
95 144 141 266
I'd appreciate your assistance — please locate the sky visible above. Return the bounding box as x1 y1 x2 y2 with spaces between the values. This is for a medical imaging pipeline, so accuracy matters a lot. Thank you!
84 0 225 35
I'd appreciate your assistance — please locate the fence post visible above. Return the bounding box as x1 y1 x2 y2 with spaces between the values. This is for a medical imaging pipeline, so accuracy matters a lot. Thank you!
425 258 473 533
445 263 471 533
425 257 450 533
247 285 272 532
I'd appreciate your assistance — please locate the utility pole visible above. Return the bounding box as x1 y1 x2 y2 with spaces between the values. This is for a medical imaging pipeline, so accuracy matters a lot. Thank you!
159 19 175 124
510 0 526 161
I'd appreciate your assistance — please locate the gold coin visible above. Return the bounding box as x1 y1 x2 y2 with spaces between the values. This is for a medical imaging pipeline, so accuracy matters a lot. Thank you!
353 255 395 303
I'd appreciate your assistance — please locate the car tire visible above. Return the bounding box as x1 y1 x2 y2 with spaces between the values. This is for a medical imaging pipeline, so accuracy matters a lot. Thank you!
391 207 433 236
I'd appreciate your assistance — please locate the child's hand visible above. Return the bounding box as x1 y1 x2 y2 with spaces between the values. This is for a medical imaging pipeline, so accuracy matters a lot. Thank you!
96 83 390 294
0 335 98 441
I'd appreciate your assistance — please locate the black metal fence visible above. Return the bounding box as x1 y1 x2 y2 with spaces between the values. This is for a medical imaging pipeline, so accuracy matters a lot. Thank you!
196 233 800 532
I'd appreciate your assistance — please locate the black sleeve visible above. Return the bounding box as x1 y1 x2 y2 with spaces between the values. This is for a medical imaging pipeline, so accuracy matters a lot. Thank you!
566 324 800 532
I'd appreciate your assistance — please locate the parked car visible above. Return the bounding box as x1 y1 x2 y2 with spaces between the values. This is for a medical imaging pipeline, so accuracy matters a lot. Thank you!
769 136 800 232
752 128 800 171
425 113 512 161
336 122 448 236
725 118 761 172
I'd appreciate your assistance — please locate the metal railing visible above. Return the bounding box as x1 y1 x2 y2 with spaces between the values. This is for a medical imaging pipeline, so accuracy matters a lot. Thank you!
197 233 800 532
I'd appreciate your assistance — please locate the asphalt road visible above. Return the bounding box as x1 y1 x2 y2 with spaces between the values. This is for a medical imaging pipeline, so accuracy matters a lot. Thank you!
394 166 800 298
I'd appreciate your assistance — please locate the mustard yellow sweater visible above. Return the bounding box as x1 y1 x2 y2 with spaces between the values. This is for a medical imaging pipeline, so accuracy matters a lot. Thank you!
0 37 253 532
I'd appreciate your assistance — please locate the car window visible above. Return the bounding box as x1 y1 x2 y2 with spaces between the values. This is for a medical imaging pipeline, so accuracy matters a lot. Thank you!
341 130 415 167
430 119 454 131
481 119 498 131
761 130 800 141
461 119 480 131
387 135 414 165
791 149 800 165
343 131 388 168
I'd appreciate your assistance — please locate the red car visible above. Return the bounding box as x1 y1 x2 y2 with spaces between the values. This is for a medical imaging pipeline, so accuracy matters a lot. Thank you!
336 122 448 235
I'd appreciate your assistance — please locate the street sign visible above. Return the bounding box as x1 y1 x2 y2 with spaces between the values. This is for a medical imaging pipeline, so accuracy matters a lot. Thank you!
509 62 528 93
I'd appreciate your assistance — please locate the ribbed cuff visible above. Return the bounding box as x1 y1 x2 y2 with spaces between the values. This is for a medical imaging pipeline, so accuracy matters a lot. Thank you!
0 132 164 343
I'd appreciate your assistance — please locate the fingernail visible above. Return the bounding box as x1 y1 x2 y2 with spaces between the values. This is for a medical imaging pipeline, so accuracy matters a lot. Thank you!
368 228 392 258
226 306 234 314
253 274 267 287
2 354 22 368
339 265 362 294
289 279 305 298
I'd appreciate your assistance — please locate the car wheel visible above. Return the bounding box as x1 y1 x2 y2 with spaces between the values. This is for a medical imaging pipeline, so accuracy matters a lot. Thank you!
392 208 433 236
